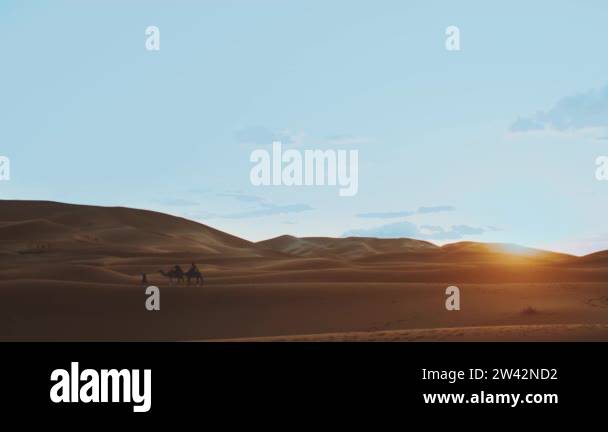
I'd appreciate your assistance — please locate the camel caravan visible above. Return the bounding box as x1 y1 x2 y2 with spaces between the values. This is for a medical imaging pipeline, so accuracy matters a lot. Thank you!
144 262 204 286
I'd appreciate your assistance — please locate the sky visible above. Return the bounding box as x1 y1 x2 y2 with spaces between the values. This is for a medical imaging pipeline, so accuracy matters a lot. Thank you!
1 0 607 255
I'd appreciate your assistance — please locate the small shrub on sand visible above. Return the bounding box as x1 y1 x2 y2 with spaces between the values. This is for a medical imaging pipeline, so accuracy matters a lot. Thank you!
521 306 539 315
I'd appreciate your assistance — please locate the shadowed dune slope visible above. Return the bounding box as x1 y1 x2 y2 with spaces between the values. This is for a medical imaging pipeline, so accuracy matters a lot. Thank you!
0 200 264 257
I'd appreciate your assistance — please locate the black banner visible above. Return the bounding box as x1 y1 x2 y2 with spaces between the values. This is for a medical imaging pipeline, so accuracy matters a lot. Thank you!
0 342 604 421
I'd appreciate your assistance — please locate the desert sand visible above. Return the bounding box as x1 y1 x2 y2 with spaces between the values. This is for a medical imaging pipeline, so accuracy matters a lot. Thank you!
1 200 607 341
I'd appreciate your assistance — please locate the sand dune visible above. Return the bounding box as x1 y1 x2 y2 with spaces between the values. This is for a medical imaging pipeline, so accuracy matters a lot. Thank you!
218 324 608 342
0 199 607 341
0 200 260 256
256 235 438 259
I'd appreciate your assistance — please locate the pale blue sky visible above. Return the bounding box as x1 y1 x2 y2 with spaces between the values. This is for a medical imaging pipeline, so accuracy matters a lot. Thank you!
1 1 607 254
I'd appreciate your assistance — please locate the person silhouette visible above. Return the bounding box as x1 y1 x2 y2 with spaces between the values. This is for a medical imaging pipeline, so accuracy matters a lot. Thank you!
186 262 203 285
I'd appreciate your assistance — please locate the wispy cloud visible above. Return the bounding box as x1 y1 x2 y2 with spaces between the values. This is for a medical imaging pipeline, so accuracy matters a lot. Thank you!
422 224 485 238
216 192 266 203
510 84 608 133
486 225 503 232
192 192 313 219
221 203 313 219
356 211 415 218
344 221 486 240
356 205 454 219
417 205 455 214
344 221 420 238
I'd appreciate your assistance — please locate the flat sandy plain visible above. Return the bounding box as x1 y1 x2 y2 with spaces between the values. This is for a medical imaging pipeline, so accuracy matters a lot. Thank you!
1 200 607 341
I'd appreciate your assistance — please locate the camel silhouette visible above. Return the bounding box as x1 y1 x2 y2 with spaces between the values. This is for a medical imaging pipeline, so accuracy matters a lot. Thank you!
185 267 203 285
158 267 184 284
